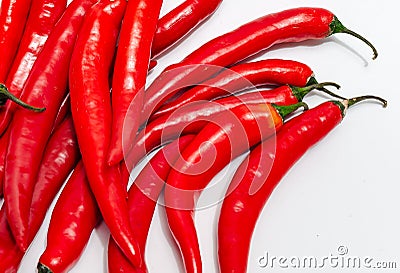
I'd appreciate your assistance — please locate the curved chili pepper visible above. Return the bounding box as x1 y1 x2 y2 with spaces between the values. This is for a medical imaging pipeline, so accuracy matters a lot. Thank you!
0 115 79 272
3 0 96 251
125 82 340 172
37 161 100 273
0 0 32 83
109 135 195 273
28 116 80 244
141 7 377 127
164 101 310 273
151 0 223 58
0 0 67 135
107 0 163 166
69 0 142 267
114 57 315 165
150 59 315 121
218 95 387 273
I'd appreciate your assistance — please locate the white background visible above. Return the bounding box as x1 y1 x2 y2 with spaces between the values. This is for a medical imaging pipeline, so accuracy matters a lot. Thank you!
2 0 400 272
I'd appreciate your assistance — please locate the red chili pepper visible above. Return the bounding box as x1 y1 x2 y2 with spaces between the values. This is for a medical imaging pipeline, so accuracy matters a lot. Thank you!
151 0 223 58
37 161 100 273
150 59 316 121
28 116 80 244
3 0 96 251
0 115 79 272
0 93 70 200
164 101 309 273
107 0 163 166
141 7 377 127
125 82 340 172
218 95 387 273
69 0 142 267
108 135 194 272
0 0 33 82
0 0 67 135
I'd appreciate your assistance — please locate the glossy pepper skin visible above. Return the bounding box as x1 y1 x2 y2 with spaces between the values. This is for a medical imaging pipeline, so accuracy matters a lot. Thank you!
217 97 387 273
28 116 80 244
0 0 33 82
109 135 195 273
164 101 308 273
69 0 142 267
124 83 323 173
0 115 80 272
0 0 67 135
150 59 315 121
141 7 377 124
151 0 223 57
217 101 344 273
38 162 100 273
107 0 163 166
3 0 96 251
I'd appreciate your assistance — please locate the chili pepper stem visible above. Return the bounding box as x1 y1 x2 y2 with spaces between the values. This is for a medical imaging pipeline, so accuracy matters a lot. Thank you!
292 82 343 101
330 16 378 60
273 102 309 121
0 84 45 112
306 77 346 100
37 263 52 273
334 95 387 117
347 95 388 108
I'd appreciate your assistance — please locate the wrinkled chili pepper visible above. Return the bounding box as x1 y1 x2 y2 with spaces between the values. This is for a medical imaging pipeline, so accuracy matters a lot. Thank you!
218 95 387 273
69 0 142 267
37 161 100 273
150 59 316 121
0 0 33 83
141 7 377 129
151 0 223 58
3 0 96 251
164 101 310 273
109 135 195 273
0 115 80 272
125 82 340 172
0 0 67 135
107 0 163 166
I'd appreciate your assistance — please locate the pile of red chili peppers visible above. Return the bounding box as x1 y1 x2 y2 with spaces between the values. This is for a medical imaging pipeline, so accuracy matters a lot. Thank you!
0 0 388 272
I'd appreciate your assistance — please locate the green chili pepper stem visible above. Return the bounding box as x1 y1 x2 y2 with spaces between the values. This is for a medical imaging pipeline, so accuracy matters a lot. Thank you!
330 16 378 60
37 263 53 273
292 81 343 102
306 77 346 100
0 83 46 112
333 95 387 118
273 102 309 121
347 95 387 108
